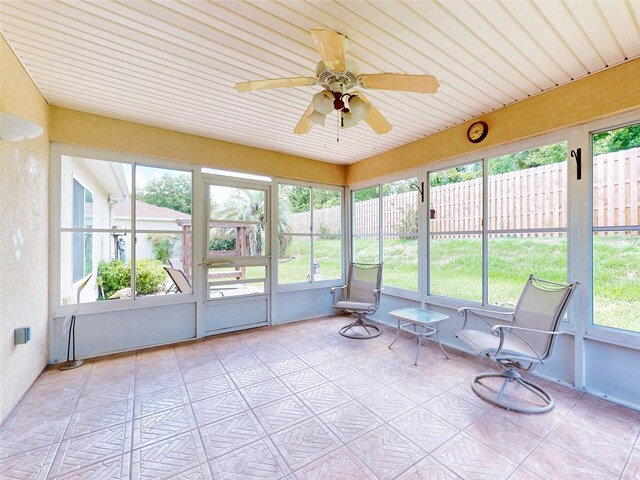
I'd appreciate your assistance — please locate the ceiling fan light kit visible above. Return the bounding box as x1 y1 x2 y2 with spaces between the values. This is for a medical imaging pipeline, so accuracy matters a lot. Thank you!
234 29 440 136
312 90 335 115
308 110 327 126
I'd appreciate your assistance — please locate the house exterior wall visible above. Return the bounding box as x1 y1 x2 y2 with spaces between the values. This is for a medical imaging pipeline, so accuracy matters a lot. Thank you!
113 216 183 262
0 36 50 422
59 156 113 304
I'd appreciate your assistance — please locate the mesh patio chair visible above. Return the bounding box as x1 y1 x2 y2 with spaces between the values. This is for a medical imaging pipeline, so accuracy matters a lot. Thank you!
455 275 578 413
164 267 192 294
331 262 383 339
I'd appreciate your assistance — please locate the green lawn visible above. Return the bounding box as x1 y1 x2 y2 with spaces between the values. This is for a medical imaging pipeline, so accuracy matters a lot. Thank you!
279 235 639 332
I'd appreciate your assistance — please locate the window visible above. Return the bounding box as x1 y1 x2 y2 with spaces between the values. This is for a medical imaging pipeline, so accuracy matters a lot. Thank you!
352 186 380 263
487 142 568 306
135 165 193 298
383 178 419 292
592 123 640 333
351 177 419 293
429 162 483 301
278 183 343 285
72 179 93 282
59 155 192 304
426 141 568 306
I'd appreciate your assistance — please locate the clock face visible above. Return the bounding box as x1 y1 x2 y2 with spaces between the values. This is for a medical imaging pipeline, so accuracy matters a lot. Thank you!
467 121 488 143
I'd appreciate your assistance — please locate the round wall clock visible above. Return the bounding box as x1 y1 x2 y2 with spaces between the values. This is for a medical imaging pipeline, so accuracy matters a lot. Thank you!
467 121 488 143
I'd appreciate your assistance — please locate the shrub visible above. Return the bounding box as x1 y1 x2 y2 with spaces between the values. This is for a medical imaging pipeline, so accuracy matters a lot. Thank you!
97 259 129 299
97 258 167 299
135 258 166 295
318 223 333 240
398 208 418 233
209 235 236 252
147 234 178 263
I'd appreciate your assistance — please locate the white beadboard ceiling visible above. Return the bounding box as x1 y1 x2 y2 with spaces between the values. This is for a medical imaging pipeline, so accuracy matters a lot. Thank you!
2 1 639 165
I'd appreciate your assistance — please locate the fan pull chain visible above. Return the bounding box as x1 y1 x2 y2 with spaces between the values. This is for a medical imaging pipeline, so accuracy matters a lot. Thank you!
336 112 340 143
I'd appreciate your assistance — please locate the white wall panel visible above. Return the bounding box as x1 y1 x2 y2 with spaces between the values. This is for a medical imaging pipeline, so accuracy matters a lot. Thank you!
51 302 196 362
273 288 336 324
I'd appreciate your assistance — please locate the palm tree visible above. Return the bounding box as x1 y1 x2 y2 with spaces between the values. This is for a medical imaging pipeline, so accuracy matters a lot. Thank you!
213 188 291 257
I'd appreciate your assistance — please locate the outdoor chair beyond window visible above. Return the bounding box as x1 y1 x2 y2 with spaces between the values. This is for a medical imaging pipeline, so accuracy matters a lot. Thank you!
331 262 383 339
455 275 578 413
164 267 192 294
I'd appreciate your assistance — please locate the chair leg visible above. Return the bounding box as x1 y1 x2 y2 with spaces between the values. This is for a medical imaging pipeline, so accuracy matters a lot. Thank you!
470 369 554 414
339 314 381 339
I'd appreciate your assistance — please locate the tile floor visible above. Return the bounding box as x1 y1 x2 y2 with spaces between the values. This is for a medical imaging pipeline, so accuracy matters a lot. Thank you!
1 315 639 479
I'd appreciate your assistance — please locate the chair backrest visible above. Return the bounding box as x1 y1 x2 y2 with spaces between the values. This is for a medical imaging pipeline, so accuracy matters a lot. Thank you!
513 275 577 360
345 262 383 306
164 267 192 294
168 257 182 269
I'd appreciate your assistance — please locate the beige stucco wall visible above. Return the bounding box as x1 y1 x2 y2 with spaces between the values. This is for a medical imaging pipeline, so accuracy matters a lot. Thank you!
49 106 347 186
0 36 50 422
347 57 640 184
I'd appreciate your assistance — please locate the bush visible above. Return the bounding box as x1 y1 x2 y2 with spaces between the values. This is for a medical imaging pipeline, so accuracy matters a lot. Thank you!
147 234 178 263
318 224 333 240
96 258 166 299
209 235 236 251
135 258 167 295
97 259 129 299
398 208 418 233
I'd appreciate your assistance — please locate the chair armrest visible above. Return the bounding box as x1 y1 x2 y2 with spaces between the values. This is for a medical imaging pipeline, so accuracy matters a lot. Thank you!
491 325 564 336
372 288 383 309
330 285 347 305
490 325 564 364
457 307 514 329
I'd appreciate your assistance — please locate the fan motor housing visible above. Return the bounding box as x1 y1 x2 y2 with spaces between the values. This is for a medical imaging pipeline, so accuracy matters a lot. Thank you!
316 60 359 93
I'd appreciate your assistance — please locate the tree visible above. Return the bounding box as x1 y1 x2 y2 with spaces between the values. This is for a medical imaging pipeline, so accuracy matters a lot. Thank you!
280 185 341 213
281 186 310 213
488 142 567 175
430 164 482 186
214 189 291 257
593 125 640 155
137 174 192 214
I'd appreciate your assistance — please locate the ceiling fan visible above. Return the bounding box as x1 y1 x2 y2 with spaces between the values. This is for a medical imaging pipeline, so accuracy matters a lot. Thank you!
234 29 440 135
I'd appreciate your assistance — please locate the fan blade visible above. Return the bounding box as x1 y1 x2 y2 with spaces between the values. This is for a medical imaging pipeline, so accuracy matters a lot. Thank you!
310 29 348 72
359 73 439 94
354 91 392 134
365 102 393 134
294 102 315 135
235 77 315 93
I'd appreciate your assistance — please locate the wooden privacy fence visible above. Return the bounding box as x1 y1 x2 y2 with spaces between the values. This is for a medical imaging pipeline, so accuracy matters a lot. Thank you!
287 148 640 237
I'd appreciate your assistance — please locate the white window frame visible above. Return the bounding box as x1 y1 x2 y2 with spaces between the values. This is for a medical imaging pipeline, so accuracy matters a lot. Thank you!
275 179 346 292
426 158 484 305
132 162 194 298
580 111 640 349
50 144 197 318
424 131 576 321
349 169 424 301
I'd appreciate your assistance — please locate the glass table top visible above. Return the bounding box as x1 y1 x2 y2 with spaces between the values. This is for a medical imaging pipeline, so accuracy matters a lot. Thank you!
388 307 449 324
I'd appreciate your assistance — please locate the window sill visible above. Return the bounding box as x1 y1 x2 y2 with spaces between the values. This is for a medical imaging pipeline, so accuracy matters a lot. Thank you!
380 289 420 302
276 280 345 293
53 293 196 317
583 329 640 351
